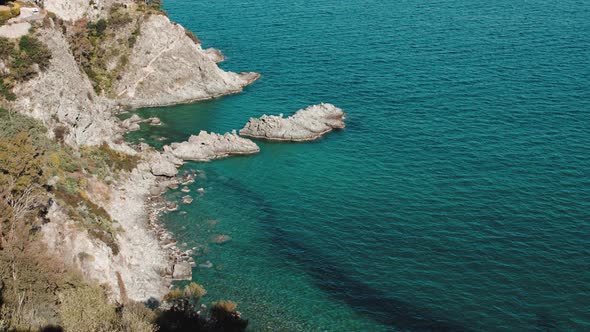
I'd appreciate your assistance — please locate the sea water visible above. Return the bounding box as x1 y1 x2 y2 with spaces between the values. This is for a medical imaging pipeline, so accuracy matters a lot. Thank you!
126 0 590 330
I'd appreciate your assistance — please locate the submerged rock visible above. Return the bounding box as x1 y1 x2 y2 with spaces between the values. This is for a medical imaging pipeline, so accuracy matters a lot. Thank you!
199 260 213 269
181 196 193 204
240 103 345 141
166 202 178 211
164 130 259 162
212 234 231 244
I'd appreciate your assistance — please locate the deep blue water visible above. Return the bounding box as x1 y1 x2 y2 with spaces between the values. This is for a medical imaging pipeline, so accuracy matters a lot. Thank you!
129 0 590 330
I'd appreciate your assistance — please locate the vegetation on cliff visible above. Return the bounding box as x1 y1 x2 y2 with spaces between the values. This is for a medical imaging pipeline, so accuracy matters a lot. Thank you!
63 1 164 96
0 34 51 100
63 4 140 96
0 109 248 331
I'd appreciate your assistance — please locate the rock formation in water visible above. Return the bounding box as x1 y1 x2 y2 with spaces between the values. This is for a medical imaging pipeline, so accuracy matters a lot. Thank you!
240 103 346 141
164 130 260 162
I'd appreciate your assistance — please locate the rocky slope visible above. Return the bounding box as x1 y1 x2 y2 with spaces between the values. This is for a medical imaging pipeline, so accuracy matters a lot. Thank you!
240 103 346 141
115 14 259 108
11 24 120 146
43 165 171 301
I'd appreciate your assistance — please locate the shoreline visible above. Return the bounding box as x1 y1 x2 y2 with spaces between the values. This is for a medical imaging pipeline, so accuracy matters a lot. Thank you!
145 172 199 281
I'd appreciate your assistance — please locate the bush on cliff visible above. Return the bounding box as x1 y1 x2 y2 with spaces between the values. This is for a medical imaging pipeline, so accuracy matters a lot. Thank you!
18 35 52 70
68 6 139 96
0 34 52 100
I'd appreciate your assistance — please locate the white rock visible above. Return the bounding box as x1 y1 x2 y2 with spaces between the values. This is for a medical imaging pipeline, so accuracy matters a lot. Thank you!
172 262 192 280
164 130 259 162
149 153 179 177
0 22 32 39
240 103 346 141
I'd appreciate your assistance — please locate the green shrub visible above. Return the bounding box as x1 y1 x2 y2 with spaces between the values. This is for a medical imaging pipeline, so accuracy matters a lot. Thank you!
109 5 133 27
0 36 14 58
18 35 52 70
87 19 108 37
0 77 15 101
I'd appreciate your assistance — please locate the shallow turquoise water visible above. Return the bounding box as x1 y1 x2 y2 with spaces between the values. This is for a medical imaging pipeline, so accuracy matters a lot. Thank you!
129 0 590 330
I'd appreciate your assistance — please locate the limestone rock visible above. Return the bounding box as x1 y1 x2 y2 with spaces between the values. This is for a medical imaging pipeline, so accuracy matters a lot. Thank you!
149 153 180 177
164 130 259 162
203 47 225 63
43 168 171 302
240 103 346 141
115 15 259 108
172 262 192 280
181 196 193 204
0 22 32 39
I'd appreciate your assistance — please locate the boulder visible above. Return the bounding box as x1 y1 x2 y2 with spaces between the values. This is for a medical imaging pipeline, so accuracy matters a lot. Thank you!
240 103 345 141
150 156 178 177
172 262 192 280
212 234 231 244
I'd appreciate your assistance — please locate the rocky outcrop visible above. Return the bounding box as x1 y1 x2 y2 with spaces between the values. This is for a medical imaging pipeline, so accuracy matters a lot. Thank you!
115 14 259 108
164 130 260 162
240 103 346 141
148 152 182 177
11 25 119 146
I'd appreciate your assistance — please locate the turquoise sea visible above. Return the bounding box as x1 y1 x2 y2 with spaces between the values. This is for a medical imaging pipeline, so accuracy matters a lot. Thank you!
128 0 590 330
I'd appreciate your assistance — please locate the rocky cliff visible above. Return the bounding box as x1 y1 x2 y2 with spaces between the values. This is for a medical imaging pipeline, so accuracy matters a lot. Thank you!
9 0 259 145
115 14 259 108
2 0 260 303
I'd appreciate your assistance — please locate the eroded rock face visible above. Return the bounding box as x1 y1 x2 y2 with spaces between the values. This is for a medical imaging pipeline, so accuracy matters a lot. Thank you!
240 103 346 141
11 27 119 146
115 15 259 108
43 165 171 302
164 130 260 162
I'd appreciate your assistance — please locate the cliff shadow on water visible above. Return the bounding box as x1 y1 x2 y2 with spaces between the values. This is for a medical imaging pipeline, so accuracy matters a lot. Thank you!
210 172 475 332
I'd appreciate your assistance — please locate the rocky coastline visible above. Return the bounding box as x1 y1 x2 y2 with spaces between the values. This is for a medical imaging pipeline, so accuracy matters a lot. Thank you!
1 0 346 309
